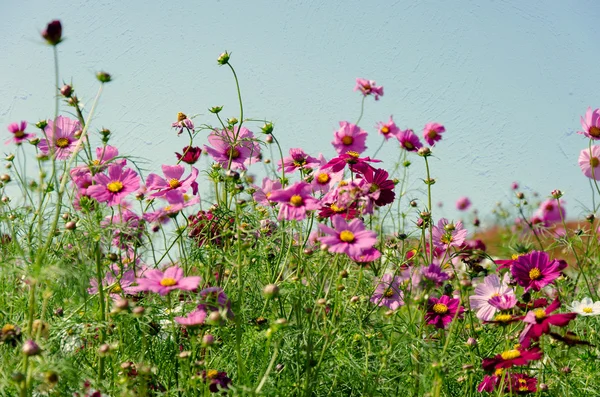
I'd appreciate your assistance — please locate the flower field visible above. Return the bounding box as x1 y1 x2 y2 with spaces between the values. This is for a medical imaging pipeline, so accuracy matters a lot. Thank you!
2 20 600 396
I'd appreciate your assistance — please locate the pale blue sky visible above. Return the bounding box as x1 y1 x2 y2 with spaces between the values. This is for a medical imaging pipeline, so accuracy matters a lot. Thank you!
2 0 600 224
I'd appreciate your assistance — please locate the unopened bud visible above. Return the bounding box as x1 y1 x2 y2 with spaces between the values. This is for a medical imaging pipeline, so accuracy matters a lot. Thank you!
418 147 431 157
22 340 41 356
0 174 10 183
65 221 77 230
60 84 73 97
96 71 112 83
262 284 280 299
217 51 230 65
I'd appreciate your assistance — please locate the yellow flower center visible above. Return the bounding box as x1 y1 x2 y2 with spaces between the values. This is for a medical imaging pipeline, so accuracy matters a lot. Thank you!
293 159 306 167
227 147 240 159
339 230 355 243
92 159 101 166
107 181 124 193
346 151 360 158
341 136 354 145
494 314 512 322
494 368 504 377
317 173 330 184
427 129 438 139
383 288 395 298
110 284 122 293
591 157 600 168
206 369 219 379
433 303 448 314
583 307 593 313
290 195 303 206
500 349 521 360
339 181 348 187
56 137 70 148
14 131 25 139
589 126 600 137
160 278 177 287
169 178 181 189
380 126 390 134
369 183 379 193
2 324 16 333
511 253 520 260
534 308 546 319
177 112 187 122
440 235 453 244
330 204 345 213
404 142 414 150
529 267 542 280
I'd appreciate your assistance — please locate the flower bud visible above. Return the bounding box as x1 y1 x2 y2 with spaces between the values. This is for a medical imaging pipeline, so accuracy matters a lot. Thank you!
209 106 223 114
65 221 77 230
41 20 62 46
22 340 41 356
262 284 280 299
132 306 145 317
35 119 47 129
217 51 230 65
202 334 215 346
5 154 14 162
417 147 431 157
551 189 563 199
96 71 112 83
516 192 525 200
261 123 274 135
227 117 238 125
0 174 10 183
60 84 73 98
265 135 273 144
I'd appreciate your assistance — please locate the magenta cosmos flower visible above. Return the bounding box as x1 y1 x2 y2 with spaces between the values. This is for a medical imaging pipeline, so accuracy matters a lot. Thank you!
87 163 140 206
578 107 600 140
469 273 515 321
359 167 395 206
455 196 471 211
425 295 464 329
579 146 600 180
482 345 542 371
38 116 81 159
422 122 445 146
520 298 577 344
134 265 201 296
531 198 566 227
278 148 320 173
318 215 378 258
397 129 423 152
370 274 404 310
354 78 384 100
332 121 368 154
145 164 199 201
268 182 320 221
432 218 468 249
6 121 35 145
511 251 563 292
176 146 202 165
376 116 400 140
204 126 260 170
321 151 381 174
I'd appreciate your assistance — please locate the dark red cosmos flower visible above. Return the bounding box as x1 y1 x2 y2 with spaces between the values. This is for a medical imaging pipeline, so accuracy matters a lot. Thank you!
359 167 395 206
321 151 381 174
176 146 202 165
509 373 537 394
318 202 358 220
516 298 548 312
482 345 542 371
520 298 577 345
201 369 232 393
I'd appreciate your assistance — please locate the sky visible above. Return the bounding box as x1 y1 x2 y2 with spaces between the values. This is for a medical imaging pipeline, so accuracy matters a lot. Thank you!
2 0 600 226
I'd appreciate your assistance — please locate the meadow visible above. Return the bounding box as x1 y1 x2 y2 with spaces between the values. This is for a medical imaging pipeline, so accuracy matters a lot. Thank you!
2 20 600 396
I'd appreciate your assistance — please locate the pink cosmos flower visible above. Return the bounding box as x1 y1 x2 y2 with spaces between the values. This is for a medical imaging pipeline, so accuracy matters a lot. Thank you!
145 164 199 201
311 155 343 195
134 265 201 296
175 308 207 327
531 198 566 227
354 78 384 100
397 129 423 152
204 127 260 170
420 263 450 286
351 247 381 263
268 182 320 221
511 251 563 292
198 286 234 318
278 148 320 173
376 116 400 140
88 264 137 300
253 177 282 206
422 122 445 146
578 107 600 140
469 273 515 321
38 116 81 159
370 274 404 310
579 146 600 180
144 191 200 225
6 121 35 145
331 121 368 154
519 298 577 345
321 151 381 174
87 163 140 206
432 218 468 249
425 295 464 329
456 196 471 211
172 112 195 135
358 167 395 207
318 215 378 258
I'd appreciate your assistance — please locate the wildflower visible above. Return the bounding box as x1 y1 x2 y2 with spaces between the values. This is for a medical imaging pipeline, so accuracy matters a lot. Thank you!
331 121 368 154
253 177 282 206
204 126 260 170
201 369 232 393
172 112 194 135
6 121 34 145
354 78 384 100
420 263 450 286
578 146 600 180
425 295 464 329
358 167 395 207
87 163 140 206
175 308 207 327
198 287 234 318
321 151 381 174
432 218 468 249
469 273 515 321
41 20 62 45
134 266 200 296
569 297 600 316
397 129 423 152
510 251 563 292
268 182 320 221
22 340 41 356
318 215 378 258
455 196 471 211
577 107 600 139
88 265 137 300
145 164 199 201
531 198 565 227
520 298 577 344
175 146 202 165
278 148 320 173
482 345 542 370
103 210 145 249
422 122 445 146
509 373 537 394
311 155 344 194
370 274 404 310
376 116 400 140
38 116 81 159
0 324 21 346
351 247 381 263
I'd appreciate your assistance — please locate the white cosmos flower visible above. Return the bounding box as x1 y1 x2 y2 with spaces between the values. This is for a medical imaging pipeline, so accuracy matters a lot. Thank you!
569 297 600 316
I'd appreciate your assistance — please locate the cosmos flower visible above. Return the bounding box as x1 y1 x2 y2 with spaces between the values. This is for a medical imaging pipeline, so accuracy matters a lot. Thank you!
311 155 343 194
422 122 445 146
321 151 381 174
510 251 563 292
469 273 515 321
278 148 320 173
204 126 260 170
577 107 600 140
482 345 543 371
354 78 384 100
455 196 471 211
569 297 600 316
175 308 207 327
172 112 194 135
87 265 137 300
87 163 140 206
519 298 577 344
6 121 35 145
38 116 81 159
531 198 566 227
331 121 368 154
370 274 404 310
145 164 199 201
420 263 450 286
397 129 423 152
376 116 400 140
358 167 395 207
318 215 378 258
269 182 320 221
176 146 202 165
432 218 468 249
134 266 200 296
425 295 464 329
578 146 600 180
253 177 282 206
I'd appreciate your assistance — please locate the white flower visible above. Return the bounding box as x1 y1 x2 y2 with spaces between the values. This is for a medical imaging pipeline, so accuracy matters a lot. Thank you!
569 297 600 316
